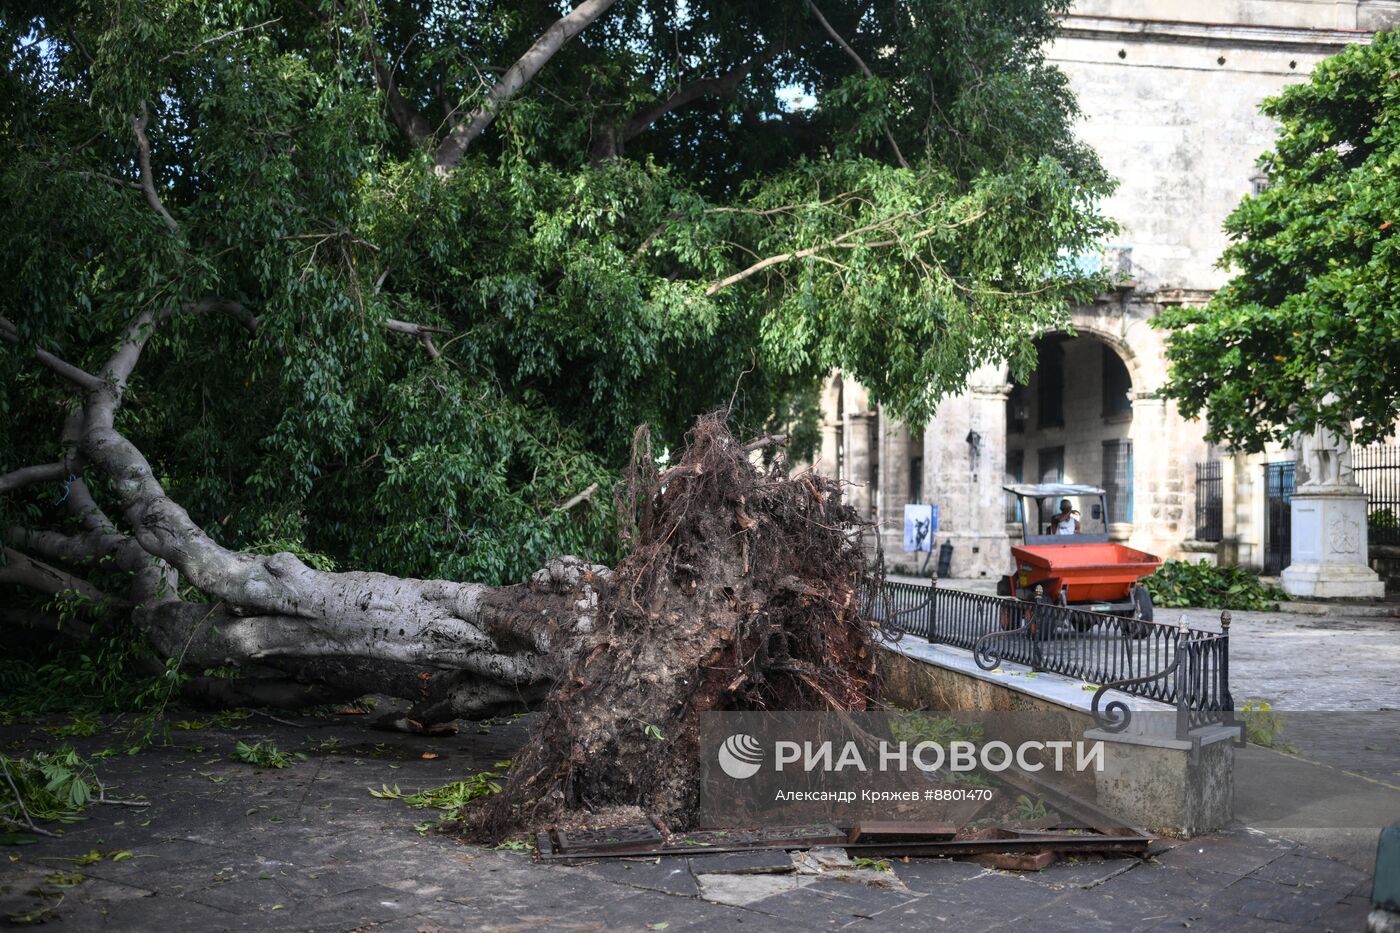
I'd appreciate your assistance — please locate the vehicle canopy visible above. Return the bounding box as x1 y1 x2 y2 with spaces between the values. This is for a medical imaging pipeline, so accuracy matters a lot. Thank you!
1002 483 1110 544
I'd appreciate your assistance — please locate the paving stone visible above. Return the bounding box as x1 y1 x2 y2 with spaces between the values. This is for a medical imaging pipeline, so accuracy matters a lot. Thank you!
698 871 816 906
853 896 999 933
888 856 992 892
739 876 920 928
688 849 797 874
1152 827 1297 878
1247 852 1367 890
575 856 701 896
1015 855 1140 889
70 890 248 930
1144 905 1317 932
0 713 1379 932
1203 875 1343 924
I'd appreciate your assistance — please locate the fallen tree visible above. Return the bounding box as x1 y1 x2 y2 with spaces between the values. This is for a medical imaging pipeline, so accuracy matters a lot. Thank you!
2 304 615 728
3 3 1111 767
4 301 877 749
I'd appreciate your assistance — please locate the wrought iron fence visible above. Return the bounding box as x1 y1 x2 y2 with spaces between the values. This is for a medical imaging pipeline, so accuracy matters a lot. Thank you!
1353 444 1400 547
1195 460 1223 542
1264 461 1294 576
864 580 1237 747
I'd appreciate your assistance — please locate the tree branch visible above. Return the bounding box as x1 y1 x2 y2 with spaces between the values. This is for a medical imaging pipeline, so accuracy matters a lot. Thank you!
803 0 909 170
434 0 618 173
555 482 598 512
0 547 118 604
361 10 433 147
179 297 258 334
703 211 913 296
615 50 775 148
132 102 180 233
0 463 66 495
5 525 149 574
0 316 105 392
384 317 448 359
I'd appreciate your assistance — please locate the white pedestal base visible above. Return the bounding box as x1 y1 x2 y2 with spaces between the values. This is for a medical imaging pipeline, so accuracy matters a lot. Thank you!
1281 488 1385 599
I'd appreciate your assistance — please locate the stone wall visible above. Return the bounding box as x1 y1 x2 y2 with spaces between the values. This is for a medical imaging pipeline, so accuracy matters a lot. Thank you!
805 1 1400 575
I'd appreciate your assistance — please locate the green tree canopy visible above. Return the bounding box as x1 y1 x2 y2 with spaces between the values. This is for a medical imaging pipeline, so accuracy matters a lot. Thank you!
1 0 1113 591
1156 30 1400 451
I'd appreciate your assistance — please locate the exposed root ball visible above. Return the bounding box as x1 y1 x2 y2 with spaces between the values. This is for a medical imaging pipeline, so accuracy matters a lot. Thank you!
472 413 881 836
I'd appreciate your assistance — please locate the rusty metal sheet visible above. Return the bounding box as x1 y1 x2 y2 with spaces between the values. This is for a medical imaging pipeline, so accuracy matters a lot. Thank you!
846 821 958 844
536 823 1148 862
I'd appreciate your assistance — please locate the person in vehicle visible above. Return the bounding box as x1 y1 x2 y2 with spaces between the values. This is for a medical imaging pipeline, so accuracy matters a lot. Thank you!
1049 498 1079 535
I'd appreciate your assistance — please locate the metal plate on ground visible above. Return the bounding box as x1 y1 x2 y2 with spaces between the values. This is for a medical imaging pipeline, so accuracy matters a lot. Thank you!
552 822 663 853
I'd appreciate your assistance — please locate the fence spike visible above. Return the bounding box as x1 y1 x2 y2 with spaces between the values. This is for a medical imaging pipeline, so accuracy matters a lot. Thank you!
1220 610 1231 631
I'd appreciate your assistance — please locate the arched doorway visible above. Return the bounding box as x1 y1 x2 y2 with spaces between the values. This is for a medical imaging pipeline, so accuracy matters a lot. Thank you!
1004 332 1137 539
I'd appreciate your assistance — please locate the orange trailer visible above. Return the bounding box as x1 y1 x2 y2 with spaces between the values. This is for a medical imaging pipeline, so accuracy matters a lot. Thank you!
998 483 1161 624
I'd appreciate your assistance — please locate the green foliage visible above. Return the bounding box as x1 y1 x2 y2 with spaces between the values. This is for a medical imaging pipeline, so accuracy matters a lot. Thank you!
0 618 179 719
851 856 892 872
0 748 96 826
1239 699 1297 753
1156 31 1400 449
230 741 301 769
368 761 510 810
0 0 1112 607
1142 560 1288 610
889 711 984 746
1370 507 1399 532
1013 794 1048 821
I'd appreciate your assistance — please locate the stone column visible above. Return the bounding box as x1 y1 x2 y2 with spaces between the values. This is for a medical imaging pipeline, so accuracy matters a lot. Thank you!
1125 393 1164 551
917 374 1010 580
876 414 915 565
1282 431 1385 598
842 384 877 522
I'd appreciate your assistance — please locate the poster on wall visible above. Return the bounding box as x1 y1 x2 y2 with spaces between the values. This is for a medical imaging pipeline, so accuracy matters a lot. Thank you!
902 504 937 552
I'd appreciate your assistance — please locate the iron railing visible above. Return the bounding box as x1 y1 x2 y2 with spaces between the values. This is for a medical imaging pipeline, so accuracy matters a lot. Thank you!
1353 444 1400 547
1195 460 1223 542
865 580 1238 749
1264 462 1294 575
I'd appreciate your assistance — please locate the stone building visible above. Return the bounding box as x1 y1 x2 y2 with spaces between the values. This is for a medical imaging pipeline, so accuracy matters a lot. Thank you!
816 0 1400 579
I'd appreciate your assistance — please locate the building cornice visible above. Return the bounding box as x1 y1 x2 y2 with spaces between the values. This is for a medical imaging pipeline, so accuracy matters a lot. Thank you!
1055 14 1374 53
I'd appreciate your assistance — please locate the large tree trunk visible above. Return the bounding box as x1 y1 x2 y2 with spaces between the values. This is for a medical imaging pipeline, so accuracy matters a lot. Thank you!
3 310 880 835
0 307 609 728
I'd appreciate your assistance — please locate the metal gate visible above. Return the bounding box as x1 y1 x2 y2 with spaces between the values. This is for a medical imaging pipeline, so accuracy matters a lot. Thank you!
1264 461 1295 575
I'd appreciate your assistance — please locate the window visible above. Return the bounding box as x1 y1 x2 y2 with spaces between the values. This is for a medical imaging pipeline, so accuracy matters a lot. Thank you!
1101 345 1133 418
1006 450 1024 521
1006 383 1028 434
1036 338 1064 428
909 456 923 504
1038 446 1064 484
1195 460 1223 542
1102 440 1133 524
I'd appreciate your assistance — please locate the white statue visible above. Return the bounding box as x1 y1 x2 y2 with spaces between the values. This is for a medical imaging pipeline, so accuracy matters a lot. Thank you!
1298 423 1353 487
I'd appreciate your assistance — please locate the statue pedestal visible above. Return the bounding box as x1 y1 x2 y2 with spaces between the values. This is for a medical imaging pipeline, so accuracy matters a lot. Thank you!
1281 487 1385 599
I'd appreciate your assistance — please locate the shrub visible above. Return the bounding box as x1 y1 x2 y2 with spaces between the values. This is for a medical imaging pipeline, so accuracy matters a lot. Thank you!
1142 560 1287 610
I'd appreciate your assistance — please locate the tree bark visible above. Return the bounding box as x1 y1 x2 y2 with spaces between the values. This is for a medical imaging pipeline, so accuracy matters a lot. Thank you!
0 308 607 727
434 0 618 173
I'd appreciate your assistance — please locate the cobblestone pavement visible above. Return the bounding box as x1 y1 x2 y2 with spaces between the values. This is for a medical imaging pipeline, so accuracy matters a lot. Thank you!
0 714 1378 932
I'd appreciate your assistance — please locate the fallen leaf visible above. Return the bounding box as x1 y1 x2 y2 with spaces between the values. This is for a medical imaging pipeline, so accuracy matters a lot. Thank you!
421 752 440 760
336 706 367 715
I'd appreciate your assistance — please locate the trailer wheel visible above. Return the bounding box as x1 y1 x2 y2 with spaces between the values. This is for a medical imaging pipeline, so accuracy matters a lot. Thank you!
1125 586 1154 638
1065 589 1095 632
